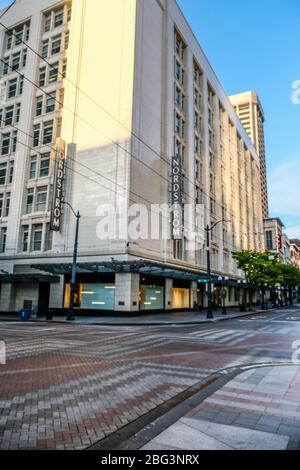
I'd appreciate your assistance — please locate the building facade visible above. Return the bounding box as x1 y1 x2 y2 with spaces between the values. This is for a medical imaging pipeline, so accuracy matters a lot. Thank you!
263 217 285 263
290 240 300 270
0 0 263 314
230 92 269 220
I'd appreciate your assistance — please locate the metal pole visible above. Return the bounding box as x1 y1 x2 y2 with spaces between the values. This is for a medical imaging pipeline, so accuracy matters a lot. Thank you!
67 211 80 321
206 225 213 319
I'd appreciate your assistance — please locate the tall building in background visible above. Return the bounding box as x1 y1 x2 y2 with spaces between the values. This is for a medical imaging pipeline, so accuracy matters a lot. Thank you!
230 92 269 219
0 0 264 314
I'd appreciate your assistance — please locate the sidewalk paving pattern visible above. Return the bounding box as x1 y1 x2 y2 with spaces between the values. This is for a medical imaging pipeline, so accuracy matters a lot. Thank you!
0 307 299 450
143 366 300 450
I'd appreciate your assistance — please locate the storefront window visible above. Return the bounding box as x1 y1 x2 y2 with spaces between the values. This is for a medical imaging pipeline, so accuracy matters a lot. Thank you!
139 285 164 310
172 288 190 309
64 283 115 310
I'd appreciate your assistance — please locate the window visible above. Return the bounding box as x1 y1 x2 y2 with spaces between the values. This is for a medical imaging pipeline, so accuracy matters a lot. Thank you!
18 78 23 95
15 30 23 46
4 107 14 126
25 26 30 41
33 125 40 147
0 227 7 253
26 188 34 214
44 14 51 33
11 53 20 71
54 11 64 28
0 194 3 217
43 121 53 144
2 58 9 76
22 50 27 68
39 68 46 87
11 131 17 153
32 224 43 251
64 31 69 50
22 225 29 252
45 94 55 113
48 62 59 83
6 35 12 50
40 154 50 177
41 40 49 58
62 59 67 78
35 96 43 116
15 103 21 123
4 193 10 217
51 35 61 55
266 230 273 250
0 164 6 185
0 110 2 127
8 79 17 99
36 186 47 212
8 162 14 184
29 157 37 179
67 7 72 22
58 89 64 108
1 133 10 155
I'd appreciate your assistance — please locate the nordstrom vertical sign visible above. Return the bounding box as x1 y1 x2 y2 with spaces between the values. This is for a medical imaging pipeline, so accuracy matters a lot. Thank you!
50 139 66 232
171 156 182 240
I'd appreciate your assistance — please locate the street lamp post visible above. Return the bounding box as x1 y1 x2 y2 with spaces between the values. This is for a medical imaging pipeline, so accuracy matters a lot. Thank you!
62 202 80 322
205 220 230 320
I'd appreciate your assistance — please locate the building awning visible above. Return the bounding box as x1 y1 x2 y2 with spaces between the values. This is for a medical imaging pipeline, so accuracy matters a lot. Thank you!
31 260 243 286
0 274 60 284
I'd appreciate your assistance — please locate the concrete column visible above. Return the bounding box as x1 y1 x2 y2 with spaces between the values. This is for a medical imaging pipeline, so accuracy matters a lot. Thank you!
0 283 15 312
190 281 197 309
115 273 139 312
165 278 173 310
49 275 65 309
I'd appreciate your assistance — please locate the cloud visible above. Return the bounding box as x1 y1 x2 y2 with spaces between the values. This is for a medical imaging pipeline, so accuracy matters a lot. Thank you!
268 157 300 217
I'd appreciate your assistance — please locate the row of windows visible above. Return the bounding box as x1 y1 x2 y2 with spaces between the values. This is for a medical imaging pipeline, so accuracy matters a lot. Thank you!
0 131 17 156
21 223 53 253
0 192 10 220
26 186 50 214
32 120 54 147
41 31 69 59
44 6 72 33
1 76 24 101
0 161 14 186
38 59 67 87
0 103 21 128
2 49 27 76
29 153 51 180
5 22 30 51
35 89 63 117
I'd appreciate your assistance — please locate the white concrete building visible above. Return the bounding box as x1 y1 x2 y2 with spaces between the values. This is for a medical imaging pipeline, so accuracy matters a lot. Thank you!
0 0 263 315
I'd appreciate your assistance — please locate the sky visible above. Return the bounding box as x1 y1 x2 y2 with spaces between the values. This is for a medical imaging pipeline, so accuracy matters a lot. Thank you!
0 0 299 238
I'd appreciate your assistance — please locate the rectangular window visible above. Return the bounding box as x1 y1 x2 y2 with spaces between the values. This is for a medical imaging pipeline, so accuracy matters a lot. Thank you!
0 227 7 253
8 162 14 184
67 7 72 22
35 96 43 117
25 26 30 41
6 35 12 50
15 103 21 123
11 131 17 153
33 125 40 147
64 31 69 50
2 58 9 76
36 187 47 212
29 157 37 179
4 192 10 217
39 68 46 87
22 50 27 68
0 164 6 185
43 121 53 144
15 30 23 46
8 79 17 99
11 53 21 71
1 133 10 155
40 154 50 177
41 40 49 58
0 193 3 218
26 188 34 214
54 11 64 28
48 62 59 83
18 78 24 95
32 224 43 251
266 230 273 251
4 107 14 126
62 59 67 78
51 35 61 55
22 225 29 252
44 14 51 33
45 94 55 113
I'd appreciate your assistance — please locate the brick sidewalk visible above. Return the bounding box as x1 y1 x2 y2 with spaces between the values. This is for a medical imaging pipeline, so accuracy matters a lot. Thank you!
143 365 300 450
